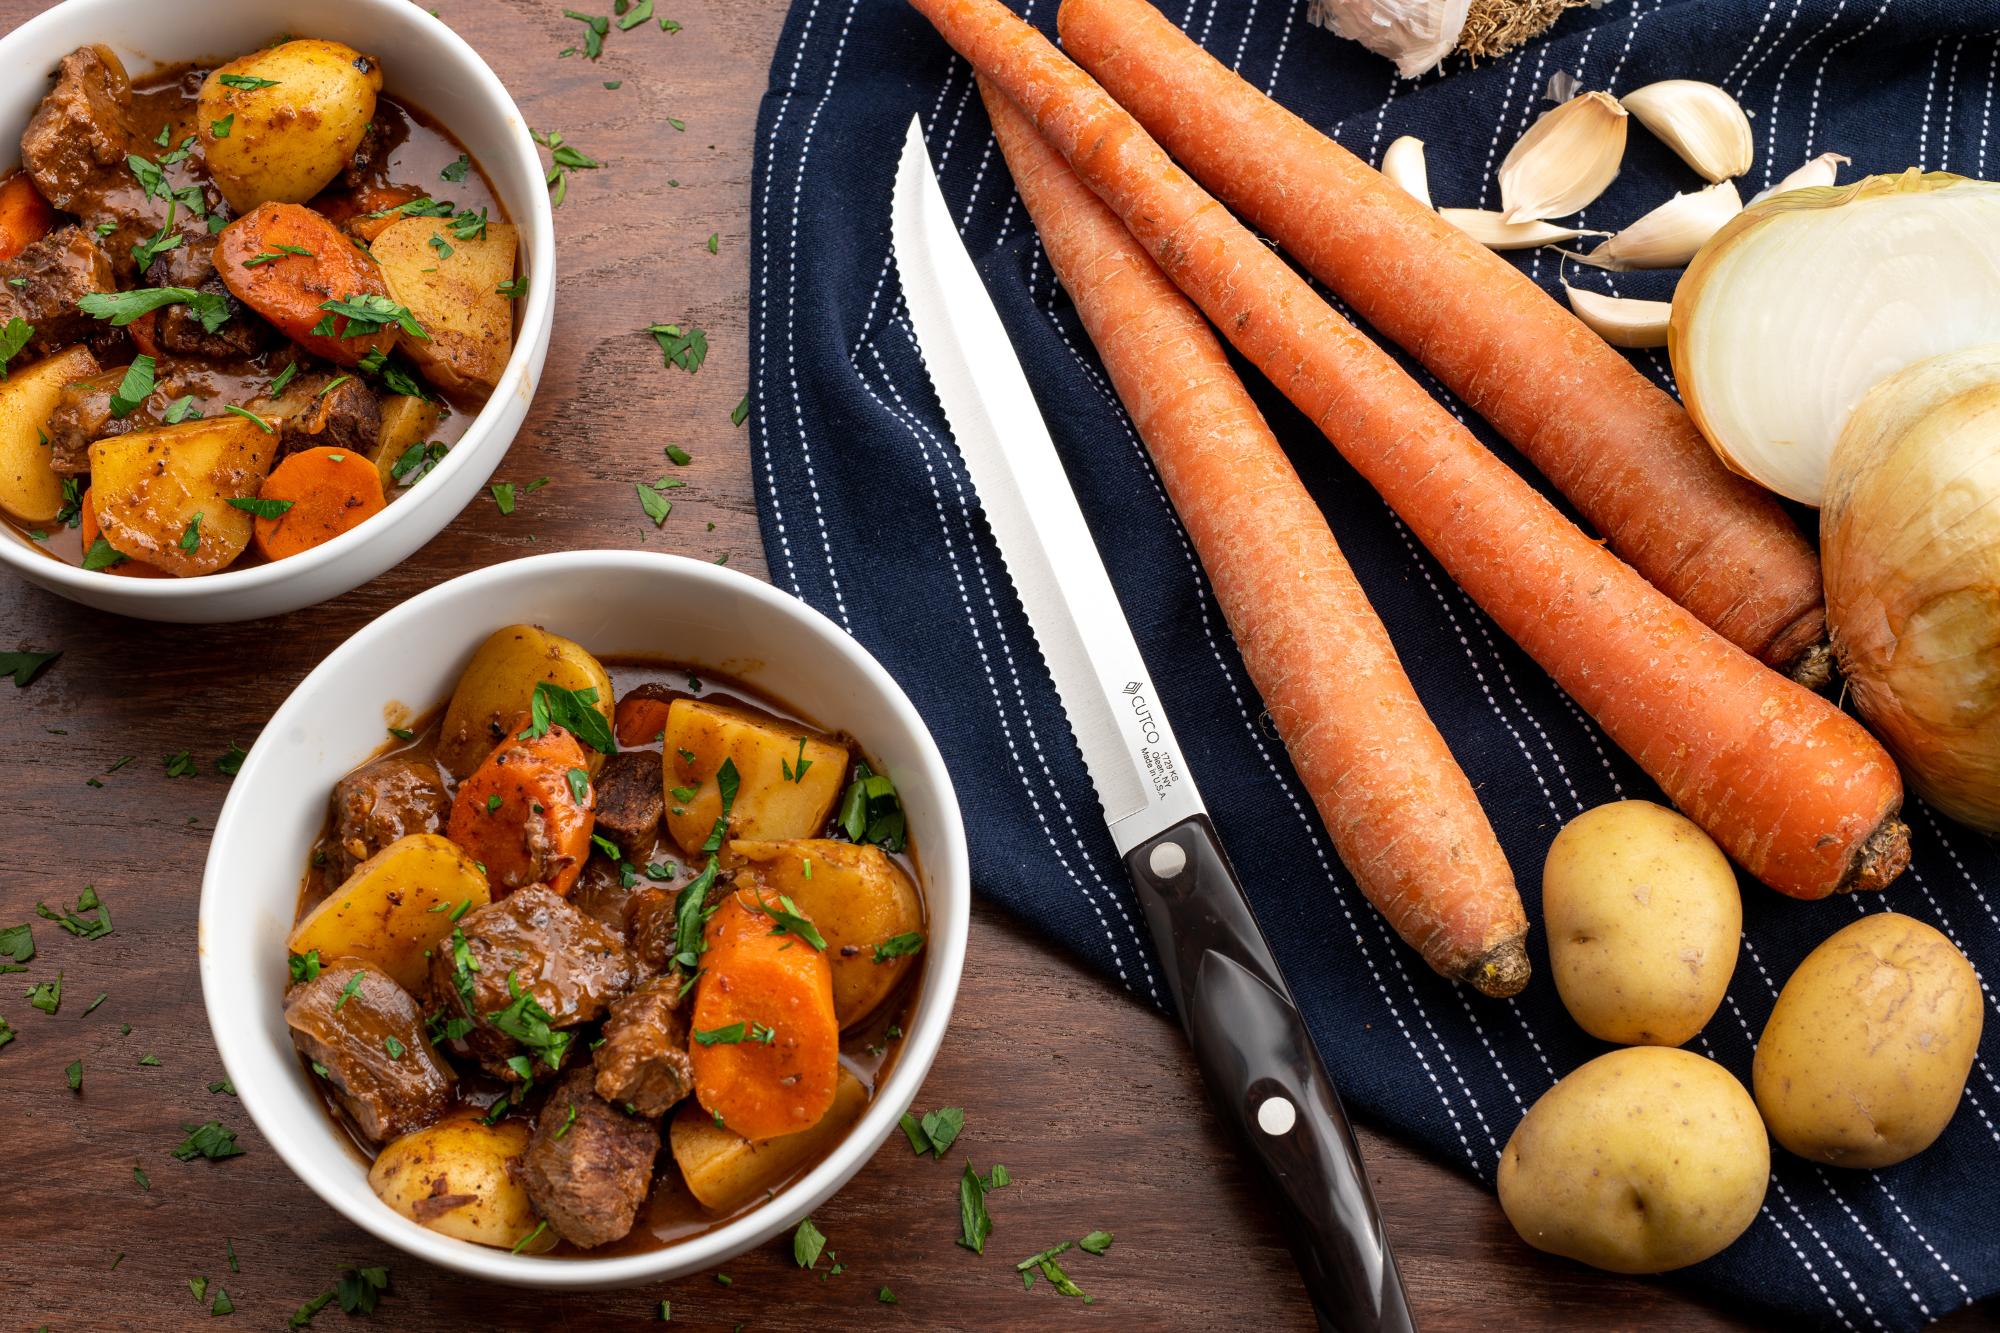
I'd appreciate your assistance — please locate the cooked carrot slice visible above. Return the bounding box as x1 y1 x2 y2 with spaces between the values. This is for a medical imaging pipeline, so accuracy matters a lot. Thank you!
445 719 596 898
251 446 385 562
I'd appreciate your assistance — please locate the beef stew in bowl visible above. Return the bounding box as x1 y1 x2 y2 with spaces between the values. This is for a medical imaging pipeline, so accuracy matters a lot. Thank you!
284 628 927 1256
0 35 520 577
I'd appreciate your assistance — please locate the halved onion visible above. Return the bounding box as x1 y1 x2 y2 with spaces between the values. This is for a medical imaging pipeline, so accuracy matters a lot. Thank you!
1670 170 2000 506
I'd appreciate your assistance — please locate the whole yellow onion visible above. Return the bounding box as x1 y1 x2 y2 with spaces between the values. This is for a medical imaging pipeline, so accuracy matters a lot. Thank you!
1823 344 2000 832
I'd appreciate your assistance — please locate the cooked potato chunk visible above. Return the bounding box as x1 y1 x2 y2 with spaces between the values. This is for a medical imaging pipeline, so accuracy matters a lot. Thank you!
373 394 443 492
731 839 924 1027
0 345 95 523
198 40 381 213
670 1068 866 1213
88 416 274 575
369 1117 552 1251
664 701 848 857
436 624 615 779
286 833 491 994
372 217 519 400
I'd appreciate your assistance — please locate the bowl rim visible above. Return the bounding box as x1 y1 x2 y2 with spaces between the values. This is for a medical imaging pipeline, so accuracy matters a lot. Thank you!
198 549 971 1285
0 0 558 605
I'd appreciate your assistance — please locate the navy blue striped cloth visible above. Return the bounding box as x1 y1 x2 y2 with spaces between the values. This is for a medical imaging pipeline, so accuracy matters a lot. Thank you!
748 1 2000 1326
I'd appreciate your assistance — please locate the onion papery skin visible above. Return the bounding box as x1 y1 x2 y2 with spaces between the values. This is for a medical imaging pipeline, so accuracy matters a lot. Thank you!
1673 171 2000 507
1823 344 2000 833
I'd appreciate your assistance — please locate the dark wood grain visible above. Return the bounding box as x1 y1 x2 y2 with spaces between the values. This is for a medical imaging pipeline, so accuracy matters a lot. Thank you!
0 2 1990 1329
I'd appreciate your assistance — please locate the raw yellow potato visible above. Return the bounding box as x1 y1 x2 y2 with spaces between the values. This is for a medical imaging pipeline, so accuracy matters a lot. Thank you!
369 1117 552 1251
435 624 615 779
197 40 381 214
664 700 848 857
0 346 95 523
372 217 519 400
1498 1047 1768 1274
1753 912 1982 1167
731 838 923 1028
286 833 491 994
1542 800 1741 1046
88 416 274 576
373 394 444 491
671 1067 866 1212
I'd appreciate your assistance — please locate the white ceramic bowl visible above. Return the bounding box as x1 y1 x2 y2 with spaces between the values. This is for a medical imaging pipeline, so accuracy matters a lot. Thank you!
199 551 969 1287
0 0 555 622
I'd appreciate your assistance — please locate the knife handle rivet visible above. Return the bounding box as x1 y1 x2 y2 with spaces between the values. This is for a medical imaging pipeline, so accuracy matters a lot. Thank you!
1147 840 1187 880
1256 1095 1298 1137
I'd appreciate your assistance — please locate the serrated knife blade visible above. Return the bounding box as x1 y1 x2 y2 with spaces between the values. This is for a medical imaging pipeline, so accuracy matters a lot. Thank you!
890 116 1412 1333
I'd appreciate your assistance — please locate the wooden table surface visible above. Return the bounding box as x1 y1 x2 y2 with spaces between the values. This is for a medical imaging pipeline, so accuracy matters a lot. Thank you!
0 2 1991 1329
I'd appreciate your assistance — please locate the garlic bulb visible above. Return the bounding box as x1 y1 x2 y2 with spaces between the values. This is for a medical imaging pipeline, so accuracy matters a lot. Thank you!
1822 343 2000 832
1498 91 1627 223
1750 151 1850 204
1672 171 2000 506
1565 180 1741 270
1382 135 1432 208
1564 285 1671 348
1440 209 1609 250
1305 0 1471 78
1621 80 1754 183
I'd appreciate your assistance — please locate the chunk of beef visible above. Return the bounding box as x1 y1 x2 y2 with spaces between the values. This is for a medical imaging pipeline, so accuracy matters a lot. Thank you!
145 236 266 361
327 753 451 883
570 857 676 975
428 884 635 1080
21 46 135 214
594 976 693 1117
630 887 678 974
521 1061 659 1248
0 226 117 355
44 364 160 475
281 374 381 457
285 961 455 1144
592 750 664 853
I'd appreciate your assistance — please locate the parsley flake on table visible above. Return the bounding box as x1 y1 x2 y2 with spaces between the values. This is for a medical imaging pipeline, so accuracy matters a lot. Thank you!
216 742 247 777
731 394 749 427
209 1079 236 1096
134 1166 151 1192
793 1217 828 1269
0 923 31 963
648 322 708 374
957 1160 1011 1254
65 1058 82 1091
84 992 107 1015
210 1288 235 1316
27 972 61 1014
0 1015 14 1049
490 481 516 514
533 130 601 207
138 1053 161 1066
706 232 718 254
899 1105 964 1157
171 1120 245 1161
636 479 675 527
37 886 110 939
0 650 59 687
165 750 198 778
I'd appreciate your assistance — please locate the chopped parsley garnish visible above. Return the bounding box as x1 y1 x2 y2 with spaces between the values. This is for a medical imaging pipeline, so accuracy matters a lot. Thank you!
1078 1229 1113 1255
873 932 923 964
648 322 708 374
216 742 247 777
533 130 601 207
957 1160 1010 1254
428 233 453 262
217 73 280 90
878 1286 897 1304
389 439 448 486
164 750 198 778
82 536 127 571
0 317 33 376
793 1218 827 1269
451 208 487 242
899 1105 963 1157
332 971 365 1011
361 196 455 222
40 885 111 938
563 8 609 57
701 757 741 854
79 286 232 333
66 1058 82 1091
269 361 299 396
497 274 528 300
0 924 30 963
731 394 749 427
838 761 906 851
489 482 516 513
383 1035 405 1060
781 737 813 783
240 244 313 267
440 153 470 183
565 767 590 805
706 232 718 255
746 892 827 950
108 355 157 419
693 1022 746 1046
171 1120 245 1161
509 1221 548 1255
0 650 59 688
210 114 233 138
179 511 202 553
223 404 273 433
670 857 719 969
635 479 675 527
164 395 201 424
333 1266 390 1316
139 1053 161 1066
664 443 691 466
210 1079 236 1096
312 294 427 341
288 950 322 985
487 970 570 1070
227 496 294 519
134 1166 151 1191
518 680 618 755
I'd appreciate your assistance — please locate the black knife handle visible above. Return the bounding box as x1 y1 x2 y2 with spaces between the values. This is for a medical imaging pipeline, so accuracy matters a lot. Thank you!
1125 815 1415 1333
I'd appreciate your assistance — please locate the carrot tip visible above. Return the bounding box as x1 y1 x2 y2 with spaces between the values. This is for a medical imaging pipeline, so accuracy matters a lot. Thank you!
1787 640 1836 692
1464 935 1532 998
1842 816 1911 894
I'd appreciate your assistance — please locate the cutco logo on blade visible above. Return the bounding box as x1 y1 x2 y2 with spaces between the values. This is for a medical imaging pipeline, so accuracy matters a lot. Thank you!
1120 680 1182 798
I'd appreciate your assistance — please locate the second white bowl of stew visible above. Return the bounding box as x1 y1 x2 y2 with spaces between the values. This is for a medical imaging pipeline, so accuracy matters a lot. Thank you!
0 0 555 621
199 551 969 1285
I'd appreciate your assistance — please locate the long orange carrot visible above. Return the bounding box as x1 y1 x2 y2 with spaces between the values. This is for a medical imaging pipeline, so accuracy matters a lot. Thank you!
1059 0 1828 682
983 80 1527 994
910 0 1909 899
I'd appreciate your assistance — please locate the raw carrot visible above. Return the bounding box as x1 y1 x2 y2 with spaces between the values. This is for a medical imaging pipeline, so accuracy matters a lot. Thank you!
446 718 596 898
1058 0 1829 681
78 486 167 578
216 202 403 367
688 891 840 1140
983 81 1528 993
252 445 386 562
0 172 54 262
911 0 1909 898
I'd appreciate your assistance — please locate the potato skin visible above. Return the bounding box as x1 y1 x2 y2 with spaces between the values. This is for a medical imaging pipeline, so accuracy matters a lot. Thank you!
286 833 491 994
198 40 381 213
368 1117 552 1251
1753 912 1982 1168
435 624 615 779
663 700 848 857
1542 801 1741 1046
670 1068 866 1213
0 346 96 523
1498 1047 1768 1274
88 416 274 575
730 838 924 1028
372 217 519 401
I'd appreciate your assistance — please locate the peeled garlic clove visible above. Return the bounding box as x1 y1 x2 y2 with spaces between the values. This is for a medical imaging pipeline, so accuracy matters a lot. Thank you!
1382 136 1432 209
1750 151 1851 204
1439 209 1611 250
1564 284 1671 349
1563 180 1742 270
1497 91 1627 223
1621 80 1754 183
1305 0 1473 79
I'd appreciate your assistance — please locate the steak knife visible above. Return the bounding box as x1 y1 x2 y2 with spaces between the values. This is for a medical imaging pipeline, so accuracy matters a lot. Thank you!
890 117 1415 1333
